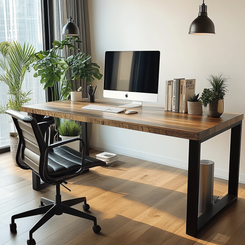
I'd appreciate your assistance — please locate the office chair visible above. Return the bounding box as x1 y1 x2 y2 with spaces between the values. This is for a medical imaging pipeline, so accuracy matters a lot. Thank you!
6 110 102 245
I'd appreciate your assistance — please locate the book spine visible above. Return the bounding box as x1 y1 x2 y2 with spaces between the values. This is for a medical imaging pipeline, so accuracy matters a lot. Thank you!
167 81 173 111
181 80 187 113
179 80 184 113
172 79 181 112
165 80 169 111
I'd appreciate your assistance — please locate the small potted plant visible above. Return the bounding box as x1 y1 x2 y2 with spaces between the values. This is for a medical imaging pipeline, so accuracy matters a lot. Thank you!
187 93 202 115
200 74 228 118
58 119 81 151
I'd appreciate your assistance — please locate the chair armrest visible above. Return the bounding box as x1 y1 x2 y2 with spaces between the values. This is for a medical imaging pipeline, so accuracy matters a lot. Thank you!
42 137 86 183
48 137 84 150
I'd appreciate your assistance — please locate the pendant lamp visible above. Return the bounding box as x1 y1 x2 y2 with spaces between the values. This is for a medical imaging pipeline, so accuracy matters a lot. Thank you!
189 0 215 35
62 17 80 36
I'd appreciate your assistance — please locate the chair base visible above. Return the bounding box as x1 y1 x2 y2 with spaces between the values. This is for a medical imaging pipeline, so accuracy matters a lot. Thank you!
10 183 101 244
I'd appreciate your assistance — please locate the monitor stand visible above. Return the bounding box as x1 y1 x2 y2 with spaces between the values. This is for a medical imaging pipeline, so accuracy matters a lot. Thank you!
119 101 143 108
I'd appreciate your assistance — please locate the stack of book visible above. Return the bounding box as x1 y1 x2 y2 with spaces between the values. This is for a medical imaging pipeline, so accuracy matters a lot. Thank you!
165 78 196 113
95 152 118 164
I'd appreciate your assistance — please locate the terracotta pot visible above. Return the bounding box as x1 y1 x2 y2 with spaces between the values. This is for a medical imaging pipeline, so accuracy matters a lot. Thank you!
206 99 224 118
187 101 203 115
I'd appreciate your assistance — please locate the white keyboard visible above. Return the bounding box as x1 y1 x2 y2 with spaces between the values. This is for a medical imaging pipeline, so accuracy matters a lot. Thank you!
82 104 126 113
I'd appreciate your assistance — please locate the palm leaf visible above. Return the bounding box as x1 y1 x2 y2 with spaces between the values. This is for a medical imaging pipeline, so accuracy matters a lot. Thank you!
0 41 35 112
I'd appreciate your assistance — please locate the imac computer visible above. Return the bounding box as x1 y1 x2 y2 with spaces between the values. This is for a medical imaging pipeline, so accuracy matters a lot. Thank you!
103 50 160 108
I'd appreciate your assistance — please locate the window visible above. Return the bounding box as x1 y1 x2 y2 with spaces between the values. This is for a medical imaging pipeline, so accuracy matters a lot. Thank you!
0 0 45 148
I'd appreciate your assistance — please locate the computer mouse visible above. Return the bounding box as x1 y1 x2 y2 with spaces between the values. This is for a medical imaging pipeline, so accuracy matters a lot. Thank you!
125 110 138 115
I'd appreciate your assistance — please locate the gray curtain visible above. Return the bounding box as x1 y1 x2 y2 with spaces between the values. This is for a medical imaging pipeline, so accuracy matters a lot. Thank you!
53 0 91 98
66 0 91 55
53 0 66 42
66 0 91 97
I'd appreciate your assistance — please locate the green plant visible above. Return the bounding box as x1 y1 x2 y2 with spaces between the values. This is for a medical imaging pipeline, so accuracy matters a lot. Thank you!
0 41 35 113
58 119 81 136
30 36 103 101
200 88 213 107
200 74 228 107
188 93 200 102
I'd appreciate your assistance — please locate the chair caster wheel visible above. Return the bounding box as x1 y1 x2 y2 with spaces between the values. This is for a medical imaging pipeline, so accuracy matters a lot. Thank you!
27 238 36 245
10 223 17 233
39 201 44 208
83 203 90 211
93 225 101 234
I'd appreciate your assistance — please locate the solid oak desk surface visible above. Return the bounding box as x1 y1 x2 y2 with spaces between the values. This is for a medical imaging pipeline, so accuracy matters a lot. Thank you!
21 99 243 142
21 99 243 237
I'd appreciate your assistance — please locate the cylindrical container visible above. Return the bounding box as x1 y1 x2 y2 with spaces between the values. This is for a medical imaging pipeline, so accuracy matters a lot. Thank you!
187 101 203 115
9 132 19 163
71 92 82 102
198 159 214 213
88 94 95 102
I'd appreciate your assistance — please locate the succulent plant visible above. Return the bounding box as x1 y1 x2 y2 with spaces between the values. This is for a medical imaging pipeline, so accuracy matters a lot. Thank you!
188 93 200 102
200 74 228 107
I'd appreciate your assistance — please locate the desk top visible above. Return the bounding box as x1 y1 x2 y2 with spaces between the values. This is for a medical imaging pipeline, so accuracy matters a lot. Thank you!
21 99 243 141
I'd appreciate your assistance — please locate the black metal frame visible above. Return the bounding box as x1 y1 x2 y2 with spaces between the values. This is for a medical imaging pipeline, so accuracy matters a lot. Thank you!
30 115 243 236
81 122 89 155
186 121 242 237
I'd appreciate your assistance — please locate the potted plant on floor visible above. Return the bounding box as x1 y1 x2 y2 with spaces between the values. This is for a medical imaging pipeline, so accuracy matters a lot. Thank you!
200 74 228 118
58 119 82 151
0 41 35 159
187 93 202 115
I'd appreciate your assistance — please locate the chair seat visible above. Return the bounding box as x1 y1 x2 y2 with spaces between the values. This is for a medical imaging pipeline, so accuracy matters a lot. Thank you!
48 146 106 177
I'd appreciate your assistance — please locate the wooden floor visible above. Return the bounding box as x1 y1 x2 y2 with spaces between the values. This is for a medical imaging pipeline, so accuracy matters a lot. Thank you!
1 151 245 245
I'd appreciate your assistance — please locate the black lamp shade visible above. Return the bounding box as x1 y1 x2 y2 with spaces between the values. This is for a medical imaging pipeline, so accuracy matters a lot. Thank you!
189 3 215 35
62 17 80 36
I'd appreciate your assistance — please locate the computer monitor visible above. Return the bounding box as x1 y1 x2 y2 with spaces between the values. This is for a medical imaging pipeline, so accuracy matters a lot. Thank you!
103 50 160 108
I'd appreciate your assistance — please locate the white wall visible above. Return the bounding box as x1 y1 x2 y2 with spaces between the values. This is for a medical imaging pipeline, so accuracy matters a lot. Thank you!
88 0 245 183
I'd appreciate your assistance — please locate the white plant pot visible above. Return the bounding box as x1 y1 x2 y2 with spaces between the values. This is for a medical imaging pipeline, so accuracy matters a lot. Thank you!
9 132 19 165
59 135 80 151
71 91 82 102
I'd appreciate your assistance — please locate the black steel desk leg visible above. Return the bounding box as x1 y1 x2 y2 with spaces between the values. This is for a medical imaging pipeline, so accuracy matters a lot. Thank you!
228 122 242 196
186 140 201 237
81 122 89 155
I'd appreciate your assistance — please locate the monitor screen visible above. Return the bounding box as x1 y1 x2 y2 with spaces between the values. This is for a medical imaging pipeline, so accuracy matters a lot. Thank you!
103 51 160 107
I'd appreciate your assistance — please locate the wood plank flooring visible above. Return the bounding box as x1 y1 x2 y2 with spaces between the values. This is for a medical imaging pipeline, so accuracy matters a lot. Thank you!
1 150 245 244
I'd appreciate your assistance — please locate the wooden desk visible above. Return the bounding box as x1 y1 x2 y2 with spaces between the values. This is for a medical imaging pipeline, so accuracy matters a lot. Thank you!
22 99 243 237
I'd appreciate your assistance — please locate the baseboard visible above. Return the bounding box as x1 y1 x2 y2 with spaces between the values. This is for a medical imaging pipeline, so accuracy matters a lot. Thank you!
91 142 188 170
91 143 245 184
238 173 245 184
